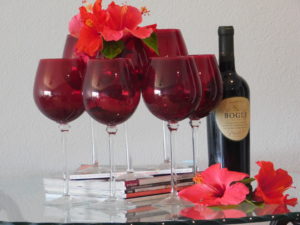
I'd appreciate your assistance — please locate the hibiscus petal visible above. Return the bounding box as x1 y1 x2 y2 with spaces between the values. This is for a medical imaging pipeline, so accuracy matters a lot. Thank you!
222 168 249 188
284 195 298 206
220 182 249 205
179 184 218 204
223 209 247 218
106 2 124 30
69 14 82 38
129 26 154 39
93 0 102 14
180 205 220 220
76 26 103 57
102 26 124 41
123 6 142 30
199 164 224 188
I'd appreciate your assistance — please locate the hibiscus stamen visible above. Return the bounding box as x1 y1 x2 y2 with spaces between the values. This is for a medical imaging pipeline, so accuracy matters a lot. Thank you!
193 174 203 184
141 7 150 16
85 19 94 27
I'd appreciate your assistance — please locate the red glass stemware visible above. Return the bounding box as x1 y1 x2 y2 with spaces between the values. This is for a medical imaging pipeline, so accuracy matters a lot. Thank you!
33 58 85 203
34 59 85 124
188 55 223 173
144 28 188 167
145 29 188 57
142 56 201 208
83 58 140 208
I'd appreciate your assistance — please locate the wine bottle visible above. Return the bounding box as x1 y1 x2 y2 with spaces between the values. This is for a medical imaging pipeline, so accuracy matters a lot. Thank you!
206 26 250 174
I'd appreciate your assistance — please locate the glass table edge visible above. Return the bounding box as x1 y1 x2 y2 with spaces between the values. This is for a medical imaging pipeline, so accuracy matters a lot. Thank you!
0 212 299 225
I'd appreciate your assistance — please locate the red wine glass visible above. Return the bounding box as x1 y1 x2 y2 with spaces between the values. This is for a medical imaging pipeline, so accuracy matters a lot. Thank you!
145 28 189 169
142 56 201 208
83 58 140 208
189 55 223 174
115 36 151 180
33 58 85 205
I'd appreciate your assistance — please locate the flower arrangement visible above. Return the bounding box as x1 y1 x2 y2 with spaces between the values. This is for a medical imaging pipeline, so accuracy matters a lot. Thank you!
68 0 158 59
179 161 298 208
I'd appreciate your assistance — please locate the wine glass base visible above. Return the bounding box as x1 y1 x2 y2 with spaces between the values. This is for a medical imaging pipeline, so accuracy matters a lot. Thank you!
154 194 194 218
157 195 194 207
89 197 135 211
45 195 88 208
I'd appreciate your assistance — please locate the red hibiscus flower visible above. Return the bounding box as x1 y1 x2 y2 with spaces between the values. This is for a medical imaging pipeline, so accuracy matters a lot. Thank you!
103 2 155 41
76 0 107 57
253 161 298 205
180 205 246 220
179 164 249 206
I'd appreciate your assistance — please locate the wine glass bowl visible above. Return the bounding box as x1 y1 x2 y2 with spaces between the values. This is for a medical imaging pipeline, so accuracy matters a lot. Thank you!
33 58 85 124
62 35 78 59
189 55 223 120
142 56 201 122
83 59 141 126
145 29 188 57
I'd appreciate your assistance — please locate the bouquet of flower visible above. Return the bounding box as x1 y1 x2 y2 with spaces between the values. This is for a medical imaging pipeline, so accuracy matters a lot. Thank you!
68 0 158 59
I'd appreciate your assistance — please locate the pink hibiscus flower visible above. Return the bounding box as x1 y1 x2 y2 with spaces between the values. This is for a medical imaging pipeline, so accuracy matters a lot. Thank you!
179 164 249 206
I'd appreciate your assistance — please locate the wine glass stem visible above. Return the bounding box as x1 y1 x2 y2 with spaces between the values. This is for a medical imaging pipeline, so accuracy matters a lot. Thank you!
167 122 179 195
107 126 117 198
60 123 70 197
124 123 133 173
90 118 97 165
163 121 170 163
190 120 201 175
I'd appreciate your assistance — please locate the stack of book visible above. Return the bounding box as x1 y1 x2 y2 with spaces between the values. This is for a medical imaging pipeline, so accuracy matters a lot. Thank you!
44 167 194 201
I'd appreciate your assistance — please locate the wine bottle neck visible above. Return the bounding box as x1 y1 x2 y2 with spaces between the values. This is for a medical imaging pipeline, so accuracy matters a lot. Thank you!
219 33 236 72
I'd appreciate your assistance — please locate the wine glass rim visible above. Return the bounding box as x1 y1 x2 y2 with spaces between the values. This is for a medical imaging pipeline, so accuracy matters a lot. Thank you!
39 58 81 63
88 58 131 63
190 54 216 58
149 56 191 61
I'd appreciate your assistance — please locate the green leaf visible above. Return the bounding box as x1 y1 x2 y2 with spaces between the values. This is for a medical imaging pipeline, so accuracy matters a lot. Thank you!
101 40 125 59
142 32 159 55
239 177 256 185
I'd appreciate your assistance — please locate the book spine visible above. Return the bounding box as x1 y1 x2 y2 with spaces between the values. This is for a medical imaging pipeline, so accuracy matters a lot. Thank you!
125 173 194 188
125 181 194 194
125 185 190 199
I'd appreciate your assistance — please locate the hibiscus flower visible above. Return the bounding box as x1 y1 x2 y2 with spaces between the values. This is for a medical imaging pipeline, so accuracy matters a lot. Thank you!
179 164 249 206
102 2 155 41
74 0 156 57
253 161 298 205
76 0 107 57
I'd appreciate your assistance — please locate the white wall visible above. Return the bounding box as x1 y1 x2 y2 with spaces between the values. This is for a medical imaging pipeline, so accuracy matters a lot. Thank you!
0 0 300 178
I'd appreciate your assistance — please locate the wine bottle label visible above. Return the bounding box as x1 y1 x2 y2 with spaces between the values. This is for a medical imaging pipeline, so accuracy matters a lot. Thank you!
215 97 250 141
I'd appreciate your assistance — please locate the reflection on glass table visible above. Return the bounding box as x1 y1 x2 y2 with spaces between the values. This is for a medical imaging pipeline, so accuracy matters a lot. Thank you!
0 174 300 225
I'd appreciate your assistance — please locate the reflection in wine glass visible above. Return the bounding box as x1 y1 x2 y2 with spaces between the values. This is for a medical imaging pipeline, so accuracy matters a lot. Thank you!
142 56 201 210
189 55 223 174
33 58 85 206
83 58 140 209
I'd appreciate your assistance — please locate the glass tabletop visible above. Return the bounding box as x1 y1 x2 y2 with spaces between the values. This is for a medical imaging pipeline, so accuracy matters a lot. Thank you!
0 173 299 225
